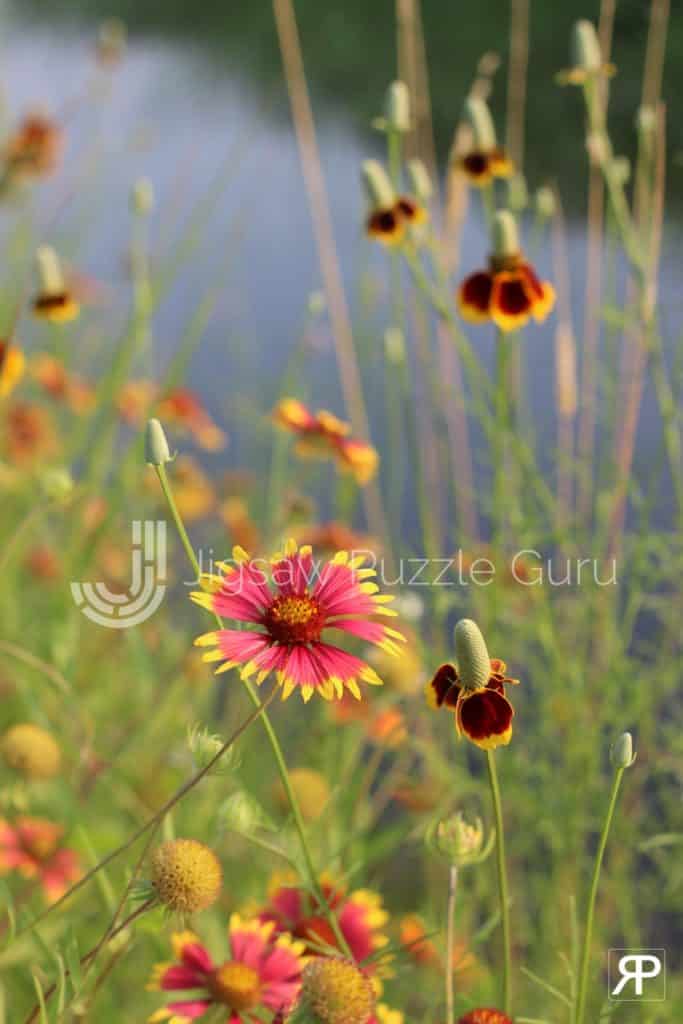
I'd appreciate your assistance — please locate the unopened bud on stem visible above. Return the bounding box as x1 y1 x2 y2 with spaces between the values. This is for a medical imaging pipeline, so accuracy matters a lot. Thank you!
571 20 602 72
611 732 636 769
385 80 411 133
36 246 65 296
145 418 172 466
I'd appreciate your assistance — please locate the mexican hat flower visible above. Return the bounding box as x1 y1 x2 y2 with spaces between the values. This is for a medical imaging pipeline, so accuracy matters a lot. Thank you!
426 619 519 750
273 399 379 485
458 211 555 332
192 540 403 702
0 817 80 902
458 1011 512 1024
362 159 427 247
147 917 306 1022
458 97 514 187
260 874 389 964
0 341 25 398
32 246 79 324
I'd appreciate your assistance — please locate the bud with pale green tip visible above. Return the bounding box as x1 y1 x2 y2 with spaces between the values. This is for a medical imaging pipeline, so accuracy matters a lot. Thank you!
385 80 411 133
361 159 395 210
491 210 520 261
611 732 636 769
131 177 155 216
407 158 433 203
464 96 497 151
454 618 491 692
571 20 602 72
145 418 172 466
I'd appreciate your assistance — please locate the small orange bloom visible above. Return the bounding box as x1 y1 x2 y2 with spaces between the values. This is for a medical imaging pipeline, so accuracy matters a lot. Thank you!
0 341 25 398
0 817 80 902
31 354 94 413
460 147 514 186
32 291 80 324
458 251 555 332
273 398 379 485
3 113 63 179
157 388 227 451
427 659 519 750
367 707 407 748
5 403 58 465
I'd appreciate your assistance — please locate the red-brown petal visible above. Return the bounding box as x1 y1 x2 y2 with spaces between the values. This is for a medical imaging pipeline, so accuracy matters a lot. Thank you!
458 688 514 748
427 663 461 709
458 271 494 323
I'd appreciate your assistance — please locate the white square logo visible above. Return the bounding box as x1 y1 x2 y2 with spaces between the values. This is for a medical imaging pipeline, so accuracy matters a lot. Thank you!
608 948 666 1002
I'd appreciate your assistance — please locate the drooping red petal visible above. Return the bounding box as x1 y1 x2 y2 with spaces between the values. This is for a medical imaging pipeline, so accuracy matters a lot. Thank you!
427 663 460 709
457 689 514 749
458 272 494 322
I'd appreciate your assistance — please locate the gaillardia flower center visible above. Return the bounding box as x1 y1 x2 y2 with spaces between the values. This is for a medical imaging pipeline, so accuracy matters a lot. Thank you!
210 961 261 1010
265 594 324 644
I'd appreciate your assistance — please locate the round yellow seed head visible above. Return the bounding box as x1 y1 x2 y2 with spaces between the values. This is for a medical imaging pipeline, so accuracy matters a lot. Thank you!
151 838 222 914
1 723 61 780
301 958 376 1024
274 769 331 823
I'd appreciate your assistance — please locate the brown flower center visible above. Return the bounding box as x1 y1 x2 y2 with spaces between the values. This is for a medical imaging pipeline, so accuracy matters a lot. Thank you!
265 594 324 644
209 961 261 1011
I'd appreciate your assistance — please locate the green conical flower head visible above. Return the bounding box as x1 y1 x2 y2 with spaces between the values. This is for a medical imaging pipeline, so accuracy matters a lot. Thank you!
454 618 491 692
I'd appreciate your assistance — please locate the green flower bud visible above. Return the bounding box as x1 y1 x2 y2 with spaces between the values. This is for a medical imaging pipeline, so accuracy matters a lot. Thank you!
571 20 602 72
361 159 395 210
384 327 406 365
454 618 491 692
145 418 172 466
611 732 636 769
41 467 74 503
36 245 65 296
535 186 556 220
464 96 496 151
131 177 155 216
491 210 520 261
385 80 411 133
427 811 492 867
407 158 433 203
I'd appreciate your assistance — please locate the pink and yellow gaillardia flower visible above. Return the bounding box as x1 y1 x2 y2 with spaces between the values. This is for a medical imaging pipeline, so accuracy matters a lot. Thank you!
427 659 519 750
147 917 306 1023
273 399 379 485
192 540 403 702
260 874 389 965
0 817 80 902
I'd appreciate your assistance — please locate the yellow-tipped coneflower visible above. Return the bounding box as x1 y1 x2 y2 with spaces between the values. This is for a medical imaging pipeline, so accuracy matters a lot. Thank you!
296 957 376 1024
0 723 61 780
32 246 80 323
150 838 222 914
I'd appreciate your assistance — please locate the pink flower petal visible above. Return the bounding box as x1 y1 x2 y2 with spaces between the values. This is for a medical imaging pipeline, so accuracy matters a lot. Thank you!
180 942 214 974
230 927 266 969
165 999 213 1018
159 965 209 991
216 630 271 665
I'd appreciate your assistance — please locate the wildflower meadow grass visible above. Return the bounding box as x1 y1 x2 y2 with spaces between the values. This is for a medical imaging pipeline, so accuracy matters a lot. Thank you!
0 3 681 1023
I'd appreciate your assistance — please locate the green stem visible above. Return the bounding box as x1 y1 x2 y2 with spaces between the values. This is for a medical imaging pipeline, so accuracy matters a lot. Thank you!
574 766 626 1024
154 463 352 958
446 864 458 1024
486 750 512 1015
